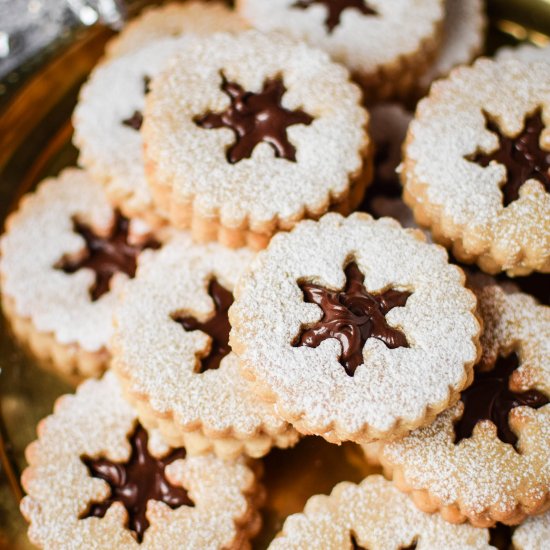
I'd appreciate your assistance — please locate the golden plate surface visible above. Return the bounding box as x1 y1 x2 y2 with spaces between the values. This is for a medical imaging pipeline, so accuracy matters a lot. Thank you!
0 1 548 548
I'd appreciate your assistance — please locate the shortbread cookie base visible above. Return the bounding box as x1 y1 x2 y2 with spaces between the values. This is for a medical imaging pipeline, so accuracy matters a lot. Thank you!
116 369 299 460
146 151 372 250
2 296 108 385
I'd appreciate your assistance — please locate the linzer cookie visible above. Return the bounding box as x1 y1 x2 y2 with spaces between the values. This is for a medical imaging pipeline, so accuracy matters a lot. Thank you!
415 0 486 97
379 275 550 527
236 0 444 101
112 233 299 459
402 58 550 276
0 169 161 383
20 372 261 548
229 213 481 444
105 1 247 59
511 511 550 550
269 475 493 549
74 38 188 227
142 30 371 249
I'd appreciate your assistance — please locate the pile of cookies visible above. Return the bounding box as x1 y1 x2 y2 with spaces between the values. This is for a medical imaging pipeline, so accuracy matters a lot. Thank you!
0 1 548 548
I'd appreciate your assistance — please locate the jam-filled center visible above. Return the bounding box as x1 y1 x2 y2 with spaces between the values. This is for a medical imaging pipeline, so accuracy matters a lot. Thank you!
81 424 194 543
173 278 234 373
468 109 550 206
57 213 159 301
454 353 548 449
294 262 411 376
194 73 314 164
293 0 378 33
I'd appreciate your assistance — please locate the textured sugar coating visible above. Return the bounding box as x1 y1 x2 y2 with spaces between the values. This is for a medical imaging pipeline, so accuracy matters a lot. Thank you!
513 511 550 550
417 0 486 92
0 169 157 353
20 372 259 549
237 0 443 100
74 38 190 225
495 44 550 64
269 475 492 549
403 58 550 275
229 213 480 444
380 275 550 526
143 30 370 233
105 1 247 59
112 233 299 456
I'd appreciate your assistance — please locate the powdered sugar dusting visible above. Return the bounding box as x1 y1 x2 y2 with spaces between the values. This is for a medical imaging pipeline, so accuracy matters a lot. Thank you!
143 30 369 230
113 233 297 444
238 0 444 76
418 0 485 90
0 169 157 352
513 510 550 550
105 1 248 59
269 475 492 549
495 44 550 64
230 213 480 442
381 276 550 521
20 372 257 549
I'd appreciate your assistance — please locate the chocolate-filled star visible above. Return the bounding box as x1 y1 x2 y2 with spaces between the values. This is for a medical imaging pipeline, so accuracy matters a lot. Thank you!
81 424 194 543
294 262 411 376
58 213 159 301
454 353 548 449
468 110 550 206
194 73 314 163
173 279 234 373
293 0 377 33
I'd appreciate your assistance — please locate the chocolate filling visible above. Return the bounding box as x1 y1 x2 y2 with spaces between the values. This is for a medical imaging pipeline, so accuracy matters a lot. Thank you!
454 352 548 449
58 213 159 301
81 424 194 543
294 262 411 376
293 0 377 33
194 73 313 163
468 109 550 206
173 279 234 373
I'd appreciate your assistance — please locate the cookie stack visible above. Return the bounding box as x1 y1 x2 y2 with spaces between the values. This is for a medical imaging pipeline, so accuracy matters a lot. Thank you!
0 1 548 548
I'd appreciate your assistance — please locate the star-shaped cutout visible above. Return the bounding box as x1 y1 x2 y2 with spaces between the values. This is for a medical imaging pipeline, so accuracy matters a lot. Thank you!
293 0 378 33
173 279 234 373
57 213 159 301
468 109 550 206
81 424 194 543
194 73 314 164
454 353 548 449
294 262 411 376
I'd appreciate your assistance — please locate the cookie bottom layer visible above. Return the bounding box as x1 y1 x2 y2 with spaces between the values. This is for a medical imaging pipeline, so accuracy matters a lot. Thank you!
146 145 373 251
115 370 300 460
2 296 109 385
383 462 550 528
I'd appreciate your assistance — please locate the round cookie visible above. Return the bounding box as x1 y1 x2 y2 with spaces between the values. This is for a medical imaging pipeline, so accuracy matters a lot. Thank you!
105 1 247 59
415 0 486 97
495 43 550 64
112 233 299 459
229 213 481 444
20 372 261 549
143 30 371 249
74 37 188 227
268 475 493 549
0 169 162 383
379 275 550 527
237 0 444 101
402 58 550 276
512 511 550 550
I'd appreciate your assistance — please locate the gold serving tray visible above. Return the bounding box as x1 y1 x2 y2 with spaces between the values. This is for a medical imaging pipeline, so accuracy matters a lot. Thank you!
0 1 548 548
